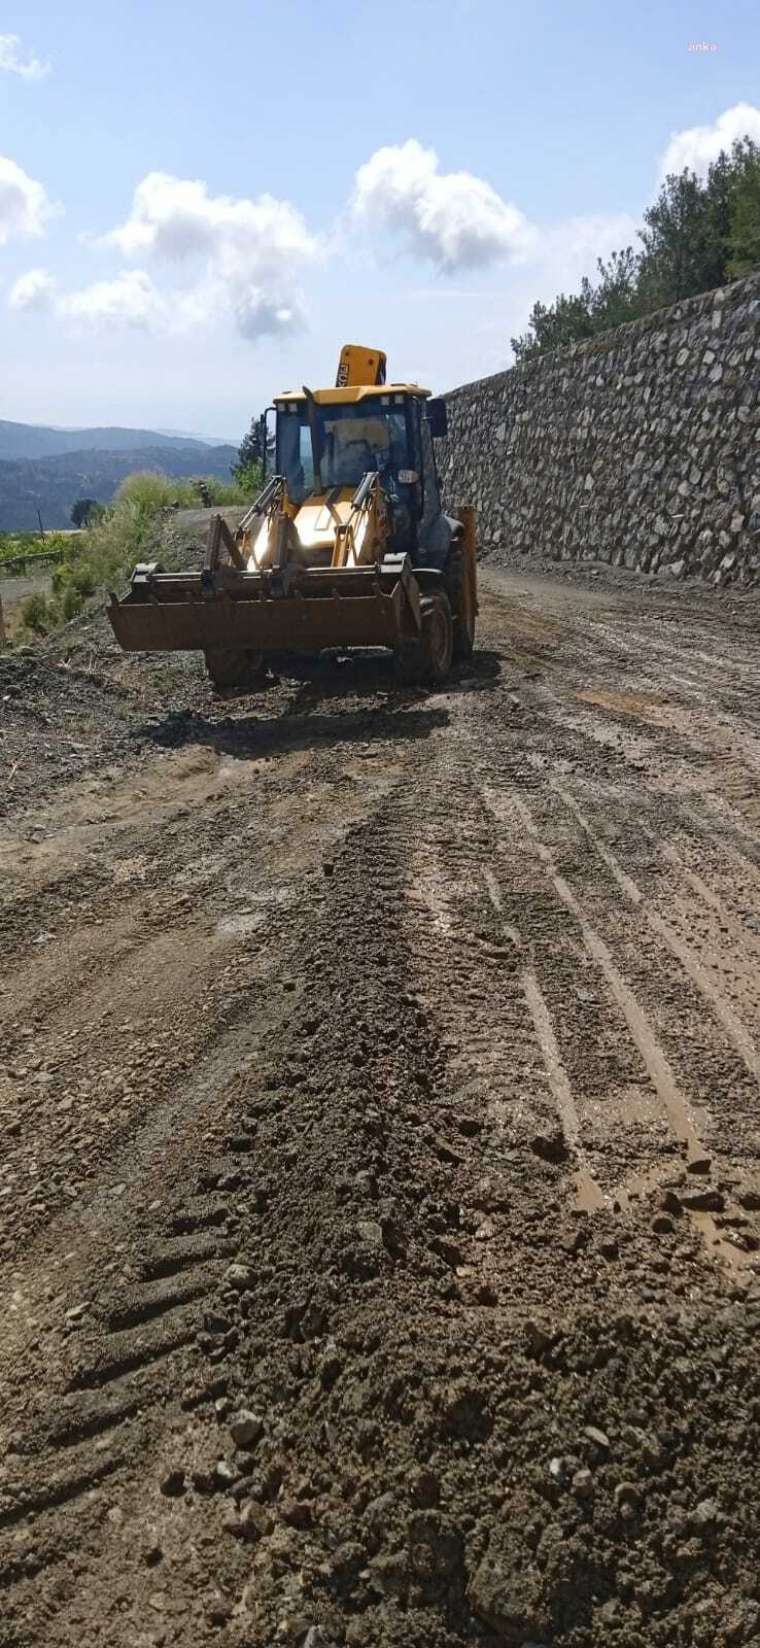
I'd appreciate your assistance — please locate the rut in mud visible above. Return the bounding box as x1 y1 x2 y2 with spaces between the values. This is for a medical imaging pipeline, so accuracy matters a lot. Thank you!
1 566 760 1647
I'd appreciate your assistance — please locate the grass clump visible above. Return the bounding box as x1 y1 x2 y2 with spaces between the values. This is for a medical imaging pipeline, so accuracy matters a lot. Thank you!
14 570 96 640
8 466 261 643
17 590 55 635
116 470 255 514
80 468 257 586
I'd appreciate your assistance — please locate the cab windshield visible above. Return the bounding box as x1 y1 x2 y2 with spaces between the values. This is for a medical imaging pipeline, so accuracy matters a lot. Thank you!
277 397 413 503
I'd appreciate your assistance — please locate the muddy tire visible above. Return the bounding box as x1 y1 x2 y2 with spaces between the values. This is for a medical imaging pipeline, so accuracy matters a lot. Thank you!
203 648 266 691
447 541 476 660
394 591 454 686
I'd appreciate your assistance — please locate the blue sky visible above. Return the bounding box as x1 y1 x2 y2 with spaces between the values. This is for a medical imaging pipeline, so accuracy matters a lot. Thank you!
1 0 758 441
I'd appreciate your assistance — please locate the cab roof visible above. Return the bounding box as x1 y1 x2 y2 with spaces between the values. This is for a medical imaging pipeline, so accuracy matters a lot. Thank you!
274 383 431 406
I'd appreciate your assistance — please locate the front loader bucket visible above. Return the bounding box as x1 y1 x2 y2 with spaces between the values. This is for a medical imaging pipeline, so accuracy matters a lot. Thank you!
107 562 422 659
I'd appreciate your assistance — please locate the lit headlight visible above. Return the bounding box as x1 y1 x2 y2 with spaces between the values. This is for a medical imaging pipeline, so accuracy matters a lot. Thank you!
246 518 270 570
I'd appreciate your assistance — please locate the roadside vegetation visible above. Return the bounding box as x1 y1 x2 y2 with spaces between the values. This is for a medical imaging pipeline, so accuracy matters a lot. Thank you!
0 531 70 569
233 412 270 494
6 459 262 642
513 137 760 361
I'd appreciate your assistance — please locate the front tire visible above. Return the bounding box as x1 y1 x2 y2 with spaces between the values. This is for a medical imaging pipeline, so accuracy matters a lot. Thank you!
394 591 454 686
204 647 266 691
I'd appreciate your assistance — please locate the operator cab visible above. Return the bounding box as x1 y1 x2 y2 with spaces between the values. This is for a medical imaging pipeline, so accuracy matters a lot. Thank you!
273 386 450 559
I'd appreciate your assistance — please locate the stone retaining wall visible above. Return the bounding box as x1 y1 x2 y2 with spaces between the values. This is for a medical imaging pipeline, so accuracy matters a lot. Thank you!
438 271 760 583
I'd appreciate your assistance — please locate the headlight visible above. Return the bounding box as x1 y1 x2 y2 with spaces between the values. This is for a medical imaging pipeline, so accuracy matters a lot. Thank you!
246 517 270 570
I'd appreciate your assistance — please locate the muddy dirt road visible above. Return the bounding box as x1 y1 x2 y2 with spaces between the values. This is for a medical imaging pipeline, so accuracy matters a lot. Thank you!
1 568 760 1647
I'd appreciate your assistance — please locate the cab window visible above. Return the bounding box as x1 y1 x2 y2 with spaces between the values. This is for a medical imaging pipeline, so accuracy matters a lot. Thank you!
420 413 441 520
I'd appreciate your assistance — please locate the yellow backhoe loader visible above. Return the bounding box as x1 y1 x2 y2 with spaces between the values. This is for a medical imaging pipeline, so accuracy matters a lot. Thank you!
107 346 478 688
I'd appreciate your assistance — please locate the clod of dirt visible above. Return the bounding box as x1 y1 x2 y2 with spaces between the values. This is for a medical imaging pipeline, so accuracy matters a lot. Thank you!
229 1408 263 1447
681 1187 726 1212
530 1127 569 1163
159 1469 186 1498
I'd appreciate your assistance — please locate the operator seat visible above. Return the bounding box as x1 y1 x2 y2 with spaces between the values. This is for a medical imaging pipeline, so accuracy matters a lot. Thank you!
334 439 374 486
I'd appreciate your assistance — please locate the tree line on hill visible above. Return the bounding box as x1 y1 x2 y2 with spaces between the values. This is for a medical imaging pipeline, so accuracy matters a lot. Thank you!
68 429 267 529
0 442 241 534
512 137 760 362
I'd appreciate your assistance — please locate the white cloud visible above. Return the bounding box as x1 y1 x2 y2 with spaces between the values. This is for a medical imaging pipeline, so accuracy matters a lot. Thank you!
539 211 641 280
105 172 312 264
8 169 318 339
352 139 535 271
659 102 760 180
103 171 319 340
0 155 55 244
8 264 163 330
9 267 57 311
0 33 49 80
57 270 164 328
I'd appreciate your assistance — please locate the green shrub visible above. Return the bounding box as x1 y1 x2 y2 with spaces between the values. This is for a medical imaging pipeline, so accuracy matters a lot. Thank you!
53 558 97 600
116 471 197 513
19 591 54 634
113 469 256 512
218 463 262 501
60 585 84 622
71 561 97 598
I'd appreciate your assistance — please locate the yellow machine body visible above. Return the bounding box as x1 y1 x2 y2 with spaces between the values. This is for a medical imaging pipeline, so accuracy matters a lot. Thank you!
107 346 478 688
335 344 387 387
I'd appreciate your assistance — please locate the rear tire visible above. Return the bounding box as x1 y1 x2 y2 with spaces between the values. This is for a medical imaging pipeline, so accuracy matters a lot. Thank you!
204 647 266 691
394 591 454 686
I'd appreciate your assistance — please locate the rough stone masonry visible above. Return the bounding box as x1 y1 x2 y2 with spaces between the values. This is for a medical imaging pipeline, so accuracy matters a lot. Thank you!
439 269 760 584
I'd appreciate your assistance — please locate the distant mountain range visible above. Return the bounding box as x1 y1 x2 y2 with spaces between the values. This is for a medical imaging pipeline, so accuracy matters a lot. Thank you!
153 428 236 447
0 419 235 463
0 420 239 532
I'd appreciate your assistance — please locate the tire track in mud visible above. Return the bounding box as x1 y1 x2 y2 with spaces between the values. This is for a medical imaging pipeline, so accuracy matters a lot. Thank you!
484 580 760 1243
584 611 760 714
486 587 760 845
555 783 760 1096
395 726 749 1281
482 863 601 1206
0 752 462 1644
440 603 760 1266
0 736 404 1259
0 723 419 1633
0 1036 270 1606
481 782 706 1167
444 756 671 1194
